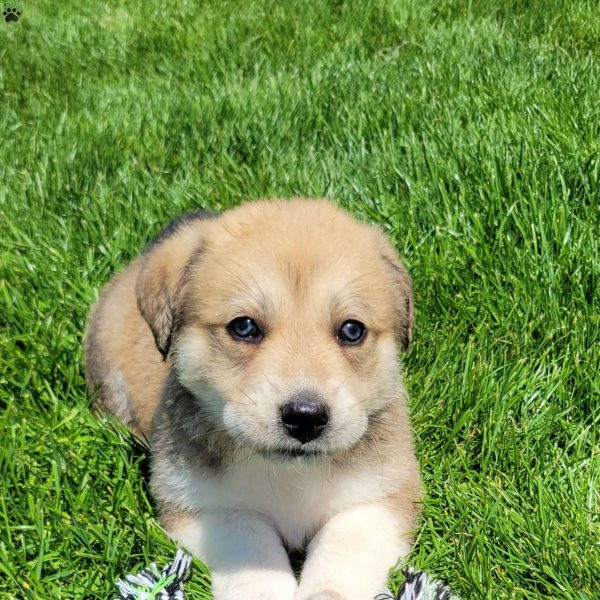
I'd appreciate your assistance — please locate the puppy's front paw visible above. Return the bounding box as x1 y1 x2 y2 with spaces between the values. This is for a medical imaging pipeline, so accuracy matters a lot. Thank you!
296 580 382 600
213 571 297 600
296 591 344 600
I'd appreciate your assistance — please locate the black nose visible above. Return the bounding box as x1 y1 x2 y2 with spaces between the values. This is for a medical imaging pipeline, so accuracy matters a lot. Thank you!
281 394 329 444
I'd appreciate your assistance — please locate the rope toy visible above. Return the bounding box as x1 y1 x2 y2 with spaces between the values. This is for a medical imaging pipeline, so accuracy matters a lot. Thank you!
378 567 458 600
115 550 191 600
115 552 457 600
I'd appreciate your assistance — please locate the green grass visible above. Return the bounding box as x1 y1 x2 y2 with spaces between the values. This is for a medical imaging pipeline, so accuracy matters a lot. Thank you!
1 0 599 597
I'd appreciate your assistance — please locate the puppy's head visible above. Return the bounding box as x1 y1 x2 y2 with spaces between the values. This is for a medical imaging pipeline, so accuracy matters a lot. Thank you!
137 199 413 462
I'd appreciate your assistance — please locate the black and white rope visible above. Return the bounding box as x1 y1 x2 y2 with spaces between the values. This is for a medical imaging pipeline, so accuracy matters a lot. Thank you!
116 549 191 600
379 567 459 600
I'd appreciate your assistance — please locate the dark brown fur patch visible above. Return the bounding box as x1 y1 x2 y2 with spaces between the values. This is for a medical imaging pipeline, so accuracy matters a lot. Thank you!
144 210 216 252
151 371 236 475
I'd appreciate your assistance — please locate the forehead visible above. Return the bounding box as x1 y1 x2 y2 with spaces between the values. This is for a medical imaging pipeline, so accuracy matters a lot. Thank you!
189 202 395 325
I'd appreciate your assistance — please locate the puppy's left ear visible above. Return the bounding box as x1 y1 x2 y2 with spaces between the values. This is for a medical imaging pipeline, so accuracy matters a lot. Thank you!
380 244 414 350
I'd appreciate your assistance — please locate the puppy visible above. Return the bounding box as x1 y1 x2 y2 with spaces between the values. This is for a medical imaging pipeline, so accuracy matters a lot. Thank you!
84 199 422 600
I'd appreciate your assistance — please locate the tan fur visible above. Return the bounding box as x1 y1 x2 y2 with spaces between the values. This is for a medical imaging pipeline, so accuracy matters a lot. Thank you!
84 198 422 600
84 261 167 438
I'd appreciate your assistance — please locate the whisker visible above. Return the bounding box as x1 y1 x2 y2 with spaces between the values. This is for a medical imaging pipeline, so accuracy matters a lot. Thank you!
238 389 258 406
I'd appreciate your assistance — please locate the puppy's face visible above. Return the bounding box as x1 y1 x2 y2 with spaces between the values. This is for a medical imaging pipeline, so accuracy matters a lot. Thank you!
140 200 413 462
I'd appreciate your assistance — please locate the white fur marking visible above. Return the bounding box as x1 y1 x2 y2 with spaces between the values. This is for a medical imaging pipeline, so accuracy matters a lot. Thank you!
169 512 297 600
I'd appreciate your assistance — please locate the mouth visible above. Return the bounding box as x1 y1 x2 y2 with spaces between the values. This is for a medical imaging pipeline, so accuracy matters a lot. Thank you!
261 446 327 462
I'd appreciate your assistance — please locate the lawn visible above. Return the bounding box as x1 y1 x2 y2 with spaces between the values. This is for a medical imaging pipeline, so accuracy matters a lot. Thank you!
1 0 599 598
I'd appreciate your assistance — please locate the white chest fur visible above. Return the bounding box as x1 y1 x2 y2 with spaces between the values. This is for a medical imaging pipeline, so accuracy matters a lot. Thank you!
162 455 396 548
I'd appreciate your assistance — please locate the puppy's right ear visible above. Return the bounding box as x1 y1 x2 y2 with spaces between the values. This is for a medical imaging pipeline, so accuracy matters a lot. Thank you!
377 238 415 351
136 223 208 358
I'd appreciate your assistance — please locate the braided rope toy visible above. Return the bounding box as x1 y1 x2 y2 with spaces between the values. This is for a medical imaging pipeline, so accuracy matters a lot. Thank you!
116 550 191 600
115 552 457 600
377 568 458 600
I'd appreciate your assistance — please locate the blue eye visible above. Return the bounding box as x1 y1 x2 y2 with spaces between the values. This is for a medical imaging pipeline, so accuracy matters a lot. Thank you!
337 320 366 345
227 317 263 342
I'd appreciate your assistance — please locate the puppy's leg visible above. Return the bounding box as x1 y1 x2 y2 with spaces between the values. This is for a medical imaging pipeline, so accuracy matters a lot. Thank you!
295 503 414 600
165 509 298 600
